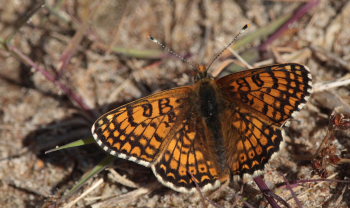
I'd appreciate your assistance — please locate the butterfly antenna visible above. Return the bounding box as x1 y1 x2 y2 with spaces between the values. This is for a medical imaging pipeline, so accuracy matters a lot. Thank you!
206 24 249 71
148 35 199 71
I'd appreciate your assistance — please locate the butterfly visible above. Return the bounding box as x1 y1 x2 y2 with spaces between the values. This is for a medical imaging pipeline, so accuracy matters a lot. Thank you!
91 59 312 193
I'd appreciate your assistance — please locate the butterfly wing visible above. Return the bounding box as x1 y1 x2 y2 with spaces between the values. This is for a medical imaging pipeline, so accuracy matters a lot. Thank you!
92 86 194 167
151 115 229 193
217 63 312 175
217 63 312 126
221 106 284 175
92 85 227 192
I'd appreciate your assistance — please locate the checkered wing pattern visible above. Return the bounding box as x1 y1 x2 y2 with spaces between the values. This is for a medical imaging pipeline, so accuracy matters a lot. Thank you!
91 87 193 167
217 63 312 126
91 62 313 192
217 63 312 175
222 106 284 175
152 116 229 193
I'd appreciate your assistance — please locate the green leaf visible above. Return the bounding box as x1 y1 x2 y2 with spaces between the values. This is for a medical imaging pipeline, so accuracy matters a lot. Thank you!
233 13 292 50
45 137 95 154
63 155 115 199
112 47 163 59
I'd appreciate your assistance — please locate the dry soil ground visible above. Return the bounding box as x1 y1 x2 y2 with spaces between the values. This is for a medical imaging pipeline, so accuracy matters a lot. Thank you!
1 0 350 207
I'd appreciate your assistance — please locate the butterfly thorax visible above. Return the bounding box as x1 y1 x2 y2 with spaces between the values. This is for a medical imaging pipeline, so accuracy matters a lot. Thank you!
195 78 228 173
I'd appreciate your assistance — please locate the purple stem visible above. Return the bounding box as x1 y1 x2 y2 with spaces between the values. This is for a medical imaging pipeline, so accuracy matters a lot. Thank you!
259 0 320 51
253 176 281 208
281 174 303 208
9 45 93 115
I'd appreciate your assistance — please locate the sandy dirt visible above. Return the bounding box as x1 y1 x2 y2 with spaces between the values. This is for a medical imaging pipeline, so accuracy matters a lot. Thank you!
1 0 350 207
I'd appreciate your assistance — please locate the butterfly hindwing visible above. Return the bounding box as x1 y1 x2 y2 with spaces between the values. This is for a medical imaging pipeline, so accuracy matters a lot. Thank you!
152 115 229 193
222 106 283 176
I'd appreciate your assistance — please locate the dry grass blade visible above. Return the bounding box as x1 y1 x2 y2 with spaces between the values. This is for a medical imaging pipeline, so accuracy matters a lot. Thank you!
63 179 104 208
310 45 350 72
90 183 159 208
313 75 350 92
107 168 139 189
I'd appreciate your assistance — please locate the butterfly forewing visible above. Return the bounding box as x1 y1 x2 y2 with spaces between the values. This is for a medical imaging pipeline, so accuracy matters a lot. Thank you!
217 63 312 126
92 87 194 167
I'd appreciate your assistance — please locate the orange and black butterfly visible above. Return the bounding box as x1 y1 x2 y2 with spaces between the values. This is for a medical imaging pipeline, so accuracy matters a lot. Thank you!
91 34 312 193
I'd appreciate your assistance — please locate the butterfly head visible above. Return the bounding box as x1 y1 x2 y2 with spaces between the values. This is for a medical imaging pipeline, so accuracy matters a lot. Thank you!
194 64 211 81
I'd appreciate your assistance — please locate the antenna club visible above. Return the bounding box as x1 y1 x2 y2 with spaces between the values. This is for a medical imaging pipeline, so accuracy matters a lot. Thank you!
198 65 207 73
148 35 156 42
206 24 249 71
241 24 249 33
